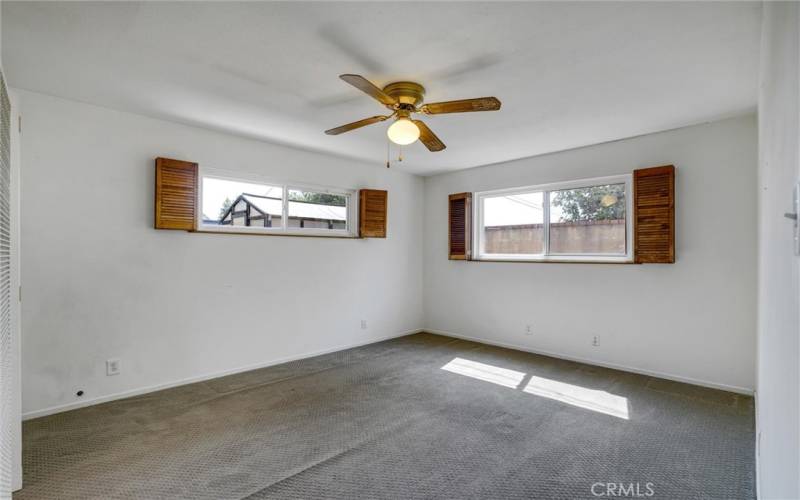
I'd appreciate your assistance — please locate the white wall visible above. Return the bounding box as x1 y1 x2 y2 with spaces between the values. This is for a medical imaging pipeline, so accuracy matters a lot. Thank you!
423 115 757 393
756 2 800 498
16 89 424 418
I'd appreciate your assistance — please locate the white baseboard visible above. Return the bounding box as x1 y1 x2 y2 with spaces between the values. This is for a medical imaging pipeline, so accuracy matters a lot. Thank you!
24 326 751 420
426 328 754 396
22 328 423 420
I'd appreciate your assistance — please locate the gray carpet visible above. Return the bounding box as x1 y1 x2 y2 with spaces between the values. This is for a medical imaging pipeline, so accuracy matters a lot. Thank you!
16 333 754 500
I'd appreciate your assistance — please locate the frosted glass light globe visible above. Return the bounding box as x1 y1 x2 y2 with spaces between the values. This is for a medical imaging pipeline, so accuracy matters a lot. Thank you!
600 194 618 207
387 118 420 145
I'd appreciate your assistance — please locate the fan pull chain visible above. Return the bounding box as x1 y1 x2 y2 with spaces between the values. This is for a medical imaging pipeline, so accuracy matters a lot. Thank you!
386 137 391 168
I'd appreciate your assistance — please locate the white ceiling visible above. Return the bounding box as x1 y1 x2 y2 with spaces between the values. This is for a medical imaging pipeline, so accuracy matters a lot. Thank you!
3 1 761 175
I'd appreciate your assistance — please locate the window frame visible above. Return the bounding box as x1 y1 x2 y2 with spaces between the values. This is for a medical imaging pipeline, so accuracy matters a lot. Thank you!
197 168 358 238
473 174 634 263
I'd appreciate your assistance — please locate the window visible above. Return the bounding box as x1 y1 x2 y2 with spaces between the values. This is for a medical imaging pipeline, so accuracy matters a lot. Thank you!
287 189 348 230
549 183 627 255
199 172 356 237
482 191 544 255
474 175 632 262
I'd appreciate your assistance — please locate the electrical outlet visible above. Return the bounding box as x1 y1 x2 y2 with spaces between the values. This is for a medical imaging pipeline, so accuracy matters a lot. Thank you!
525 324 533 335
360 320 367 330
106 358 121 376
592 336 600 347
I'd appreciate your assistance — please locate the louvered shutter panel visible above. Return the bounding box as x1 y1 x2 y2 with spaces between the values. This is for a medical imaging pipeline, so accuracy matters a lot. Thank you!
448 193 472 260
154 158 197 230
634 165 675 263
0 67 13 498
359 189 387 238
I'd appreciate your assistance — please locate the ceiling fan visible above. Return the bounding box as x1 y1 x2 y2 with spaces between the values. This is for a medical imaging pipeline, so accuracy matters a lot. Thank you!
324 74 501 152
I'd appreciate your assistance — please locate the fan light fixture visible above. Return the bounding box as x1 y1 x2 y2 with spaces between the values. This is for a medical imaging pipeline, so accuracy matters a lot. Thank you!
387 118 420 145
601 194 618 207
324 74 502 154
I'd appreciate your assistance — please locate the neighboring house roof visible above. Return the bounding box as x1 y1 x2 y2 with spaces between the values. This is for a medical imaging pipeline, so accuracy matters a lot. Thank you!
221 193 347 222
240 194 282 218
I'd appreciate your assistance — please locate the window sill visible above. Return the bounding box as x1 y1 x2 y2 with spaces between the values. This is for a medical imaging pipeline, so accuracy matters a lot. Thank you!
194 228 359 239
471 256 635 264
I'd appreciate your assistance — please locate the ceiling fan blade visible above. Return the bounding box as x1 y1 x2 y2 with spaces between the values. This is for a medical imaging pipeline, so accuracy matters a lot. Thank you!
325 115 389 135
420 97 501 115
339 74 397 106
413 120 446 152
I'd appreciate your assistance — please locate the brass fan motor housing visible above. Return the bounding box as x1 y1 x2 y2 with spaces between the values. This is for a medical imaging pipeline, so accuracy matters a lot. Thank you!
382 81 426 107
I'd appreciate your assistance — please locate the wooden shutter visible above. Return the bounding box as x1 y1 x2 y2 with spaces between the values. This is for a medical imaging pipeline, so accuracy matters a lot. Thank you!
154 157 197 231
448 193 472 260
634 165 675 263
359 189 387 238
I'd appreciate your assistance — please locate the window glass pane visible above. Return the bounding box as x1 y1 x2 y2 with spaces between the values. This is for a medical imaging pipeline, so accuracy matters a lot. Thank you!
482 192 544 254
549 183 626 254
287 189 348 230
202 177 283 228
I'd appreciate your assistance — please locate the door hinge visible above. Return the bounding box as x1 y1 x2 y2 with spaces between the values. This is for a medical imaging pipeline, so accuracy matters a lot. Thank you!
18 286 22 302
18 115 21 134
